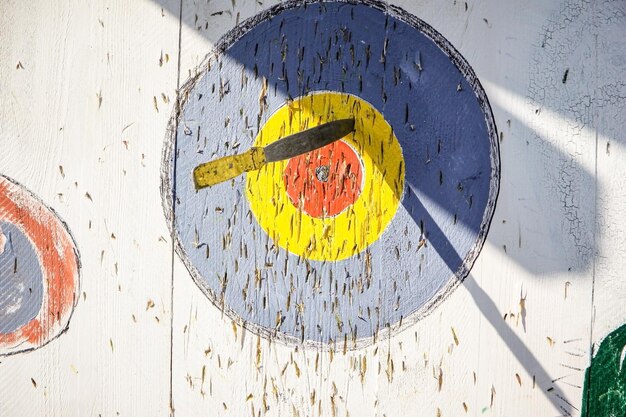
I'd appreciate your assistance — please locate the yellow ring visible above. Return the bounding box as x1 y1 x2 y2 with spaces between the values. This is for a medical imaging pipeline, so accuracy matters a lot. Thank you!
246 92 405 261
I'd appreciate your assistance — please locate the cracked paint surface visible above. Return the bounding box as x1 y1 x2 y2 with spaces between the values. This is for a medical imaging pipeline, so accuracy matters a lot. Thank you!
528 0 626 271
528 0 626 413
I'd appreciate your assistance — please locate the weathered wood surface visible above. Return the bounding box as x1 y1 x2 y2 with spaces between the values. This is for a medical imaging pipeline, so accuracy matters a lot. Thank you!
1 0 624 416
0 0 180 415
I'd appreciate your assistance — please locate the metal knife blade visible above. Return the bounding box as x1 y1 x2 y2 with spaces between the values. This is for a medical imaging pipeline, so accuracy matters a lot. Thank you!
193 118 355 189
263 118 355 162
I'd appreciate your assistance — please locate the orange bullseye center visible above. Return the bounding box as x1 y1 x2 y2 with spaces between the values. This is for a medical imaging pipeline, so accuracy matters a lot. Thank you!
283 140 364 218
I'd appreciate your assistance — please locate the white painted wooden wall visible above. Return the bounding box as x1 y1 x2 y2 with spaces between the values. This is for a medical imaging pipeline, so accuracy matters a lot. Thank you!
0 0 624 416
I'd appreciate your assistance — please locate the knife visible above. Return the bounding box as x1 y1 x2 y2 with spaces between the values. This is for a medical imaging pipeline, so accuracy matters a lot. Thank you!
193 118 355 189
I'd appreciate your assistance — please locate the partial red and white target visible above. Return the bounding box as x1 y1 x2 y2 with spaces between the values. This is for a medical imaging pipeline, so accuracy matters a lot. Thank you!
0 175 80 356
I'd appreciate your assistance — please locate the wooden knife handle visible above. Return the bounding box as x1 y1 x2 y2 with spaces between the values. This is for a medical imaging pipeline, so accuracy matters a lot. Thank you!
193 147 266 189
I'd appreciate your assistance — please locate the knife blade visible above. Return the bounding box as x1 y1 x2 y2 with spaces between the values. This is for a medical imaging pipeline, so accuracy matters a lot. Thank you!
193 118 355 189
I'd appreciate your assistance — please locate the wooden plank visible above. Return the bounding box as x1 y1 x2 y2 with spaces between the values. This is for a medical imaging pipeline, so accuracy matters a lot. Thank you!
583 1 626 416
170 2 284 415
0 0 181 415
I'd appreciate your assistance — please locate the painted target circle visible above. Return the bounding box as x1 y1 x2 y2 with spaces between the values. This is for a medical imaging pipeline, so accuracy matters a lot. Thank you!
163 0 499 347
247 92 404 261
0 176 80 355
283 138 364 219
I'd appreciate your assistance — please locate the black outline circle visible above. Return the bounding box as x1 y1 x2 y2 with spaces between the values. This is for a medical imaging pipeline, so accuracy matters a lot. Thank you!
161 0 500 350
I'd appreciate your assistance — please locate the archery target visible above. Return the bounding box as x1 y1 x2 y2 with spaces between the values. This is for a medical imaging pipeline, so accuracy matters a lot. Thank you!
162 0 499 346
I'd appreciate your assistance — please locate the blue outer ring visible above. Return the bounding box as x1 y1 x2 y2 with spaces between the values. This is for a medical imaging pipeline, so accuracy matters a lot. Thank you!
162 0 500 347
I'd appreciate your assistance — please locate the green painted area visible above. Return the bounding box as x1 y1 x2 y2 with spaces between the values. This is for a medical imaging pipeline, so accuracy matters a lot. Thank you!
582 323 626 416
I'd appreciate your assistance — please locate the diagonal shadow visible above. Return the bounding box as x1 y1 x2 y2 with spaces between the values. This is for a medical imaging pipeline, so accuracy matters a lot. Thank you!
405 194 577 415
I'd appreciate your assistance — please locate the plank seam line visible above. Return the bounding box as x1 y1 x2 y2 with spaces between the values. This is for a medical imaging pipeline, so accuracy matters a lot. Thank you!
169 0 184 415
584 0 599 414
